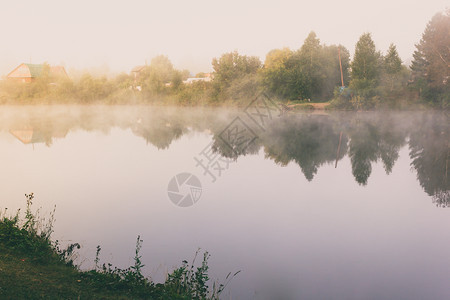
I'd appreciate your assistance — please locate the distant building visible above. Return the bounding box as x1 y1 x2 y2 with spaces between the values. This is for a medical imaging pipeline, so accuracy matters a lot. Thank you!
6 63 68 83
183 73 212 84
131 65 146 90
131 65 146 78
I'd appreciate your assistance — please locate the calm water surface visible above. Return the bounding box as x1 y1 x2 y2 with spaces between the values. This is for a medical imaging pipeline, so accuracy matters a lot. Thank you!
0 106 448 299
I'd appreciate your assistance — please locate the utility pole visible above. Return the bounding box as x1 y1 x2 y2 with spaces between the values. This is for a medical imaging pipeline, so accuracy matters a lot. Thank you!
338 47 344 87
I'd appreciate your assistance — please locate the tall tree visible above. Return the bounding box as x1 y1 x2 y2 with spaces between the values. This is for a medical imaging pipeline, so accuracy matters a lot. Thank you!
410 10 449 105
262 48 306 100
320 45 350 99
263 33 350 101
410 48 428 94
212 51 261 87
384 43 402 91
350 33 382 97
298 31 322 100
140 55 175 95
212 51 262 100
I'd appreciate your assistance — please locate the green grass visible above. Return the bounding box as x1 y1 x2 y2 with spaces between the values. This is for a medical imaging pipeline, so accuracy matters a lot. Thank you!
0 247 133 299
0 194 238 299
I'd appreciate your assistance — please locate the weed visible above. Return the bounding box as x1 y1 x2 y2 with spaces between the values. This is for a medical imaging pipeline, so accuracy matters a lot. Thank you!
0 194 240 299
94 245 101 271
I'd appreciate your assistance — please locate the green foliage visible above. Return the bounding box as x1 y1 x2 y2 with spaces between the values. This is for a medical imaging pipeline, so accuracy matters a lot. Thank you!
76 74 115 102
350 33 382 98
211 51 262 101
383 44 403 91
175 81 213 105
410 10 450 106
262 48 294 99
0 195 239 299
263 48 311 101
298 32 322 99
159 250 239 300
131 235 145 282
0 14 447 109
333 37 412 109
263 32 350 102
140 55 176 96
320 45 350 99
0 193 58 264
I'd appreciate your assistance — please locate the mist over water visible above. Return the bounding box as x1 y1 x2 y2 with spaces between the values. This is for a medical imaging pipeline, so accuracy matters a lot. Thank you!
0 106 448 299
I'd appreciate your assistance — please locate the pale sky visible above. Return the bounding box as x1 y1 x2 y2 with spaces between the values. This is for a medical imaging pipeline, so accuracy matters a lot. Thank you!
0 0 447 76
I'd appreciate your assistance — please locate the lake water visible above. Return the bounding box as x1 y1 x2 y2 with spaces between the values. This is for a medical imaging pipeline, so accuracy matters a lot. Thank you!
0 105 449 299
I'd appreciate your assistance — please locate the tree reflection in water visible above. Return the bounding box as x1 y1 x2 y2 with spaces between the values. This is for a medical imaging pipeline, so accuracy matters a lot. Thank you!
1 107 447 207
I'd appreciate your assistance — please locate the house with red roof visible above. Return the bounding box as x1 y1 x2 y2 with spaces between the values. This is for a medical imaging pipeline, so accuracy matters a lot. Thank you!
6 63 68 83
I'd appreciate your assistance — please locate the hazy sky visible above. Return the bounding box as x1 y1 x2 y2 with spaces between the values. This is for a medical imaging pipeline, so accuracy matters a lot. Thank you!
0 0 447 76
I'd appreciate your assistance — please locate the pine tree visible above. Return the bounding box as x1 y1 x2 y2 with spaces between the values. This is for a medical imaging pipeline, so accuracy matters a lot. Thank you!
298 31 322 100
410 48 428 96
384 44 402 91
350 33 382 97
410 10 449 104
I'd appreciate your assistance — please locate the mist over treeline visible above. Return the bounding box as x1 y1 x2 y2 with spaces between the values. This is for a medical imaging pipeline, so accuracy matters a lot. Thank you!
0 10 448 109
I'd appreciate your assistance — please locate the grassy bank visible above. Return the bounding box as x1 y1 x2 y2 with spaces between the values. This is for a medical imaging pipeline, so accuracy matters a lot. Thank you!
0 194 236 299
0 247 128 299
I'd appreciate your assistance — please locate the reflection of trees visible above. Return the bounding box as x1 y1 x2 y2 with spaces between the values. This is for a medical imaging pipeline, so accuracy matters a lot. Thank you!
211 126 262 160
347 115 407 185
1 107 448 208
262 116 347 181
2 107 228 150
132 117 185 150
409 113 449 207
348 124 378 185
130 108 232 150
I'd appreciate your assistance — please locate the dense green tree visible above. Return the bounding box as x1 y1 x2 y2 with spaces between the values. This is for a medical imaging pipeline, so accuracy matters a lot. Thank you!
384 44 403 91
350 33 382 97
114 73 134 90
171 70 183 91
212 51 261 86
320 44 350 99
262 48 295 99
410 48 428 95
140 55 175 95
76 74 114 103
410 10 449 105
211 51 262 100
298 32 322 99
262 47 312 100
263 33 350 101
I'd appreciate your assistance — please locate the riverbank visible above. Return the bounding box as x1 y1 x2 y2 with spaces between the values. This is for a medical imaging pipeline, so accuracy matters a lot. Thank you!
0 247 130 299
0 195 232 299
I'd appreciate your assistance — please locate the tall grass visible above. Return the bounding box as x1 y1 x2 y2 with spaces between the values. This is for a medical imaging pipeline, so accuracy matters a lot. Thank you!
0 193 239 299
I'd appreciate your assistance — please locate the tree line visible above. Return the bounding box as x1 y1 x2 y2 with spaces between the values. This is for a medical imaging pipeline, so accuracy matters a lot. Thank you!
0 10 448 108
210 10 448 109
